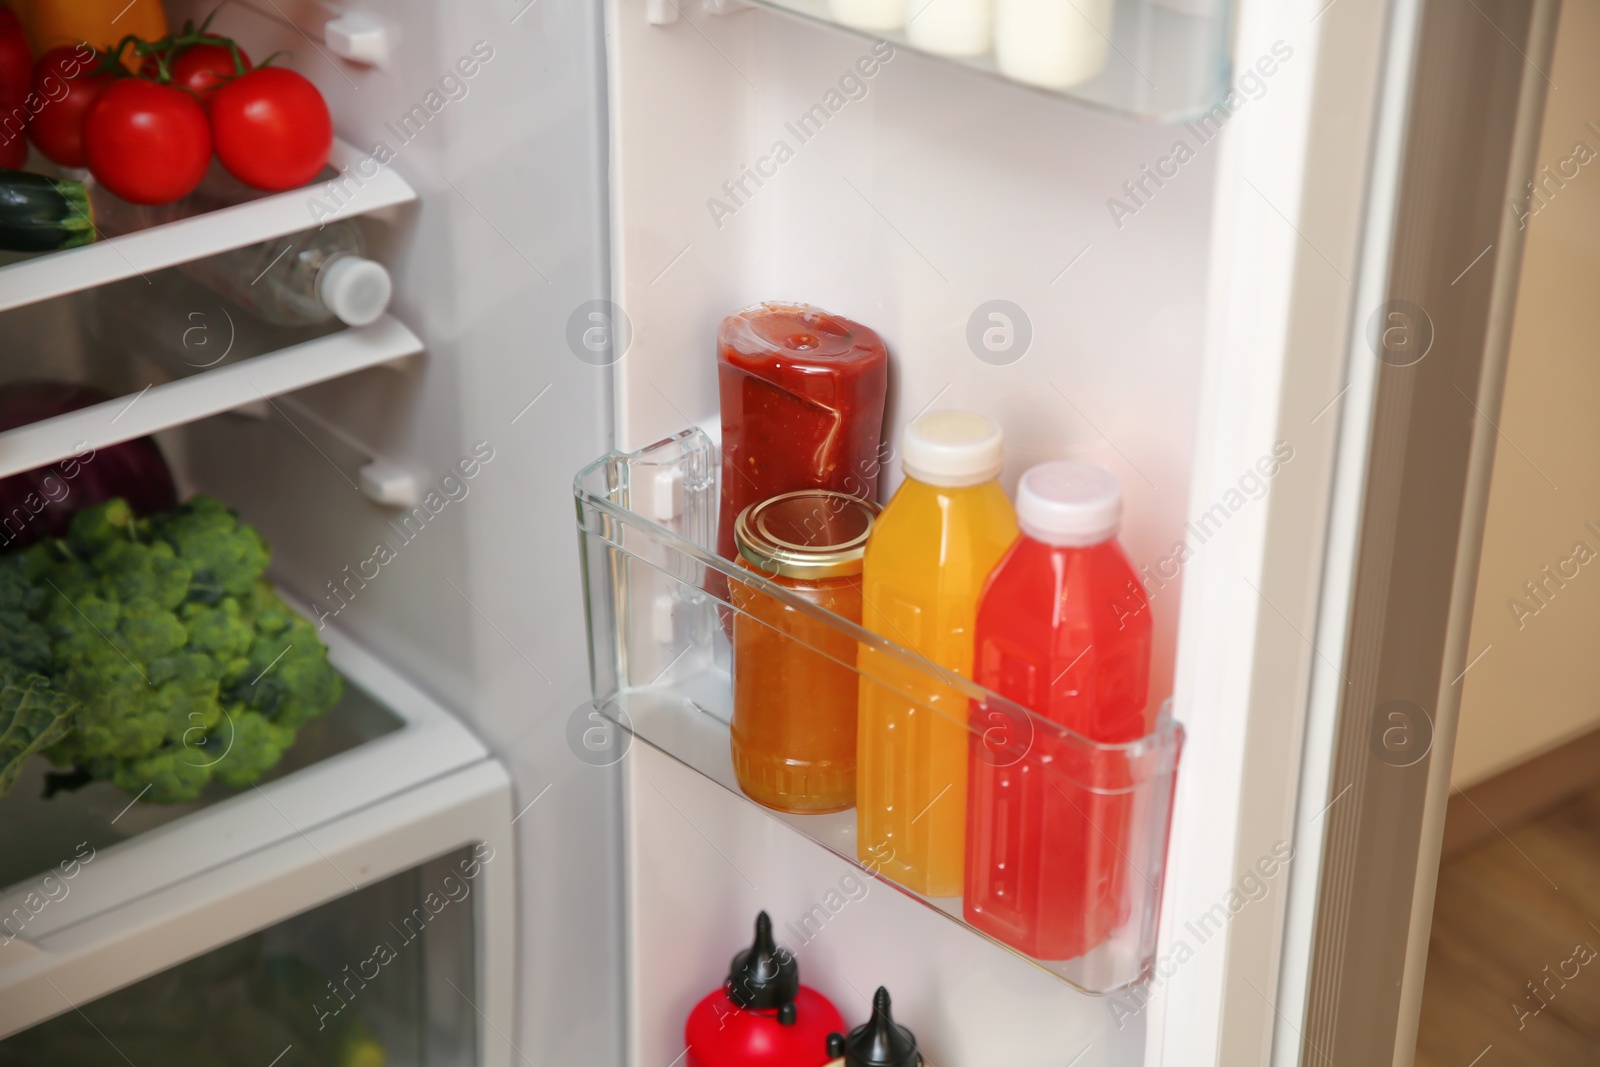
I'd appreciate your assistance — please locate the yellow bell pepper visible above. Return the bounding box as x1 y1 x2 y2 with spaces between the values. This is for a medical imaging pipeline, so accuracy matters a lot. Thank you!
13 0 169 71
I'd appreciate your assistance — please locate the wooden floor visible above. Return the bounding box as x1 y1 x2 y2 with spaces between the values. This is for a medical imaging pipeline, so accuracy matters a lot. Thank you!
1415 785 1600 1066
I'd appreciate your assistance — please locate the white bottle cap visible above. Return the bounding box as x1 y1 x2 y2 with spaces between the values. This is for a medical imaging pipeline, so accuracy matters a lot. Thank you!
318 255 393 327
901 411 1003 488
1017 461 1122 546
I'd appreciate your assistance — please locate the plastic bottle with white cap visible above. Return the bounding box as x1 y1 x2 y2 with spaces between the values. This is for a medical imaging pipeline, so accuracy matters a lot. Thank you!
178 219 393 328
828 0 907 32
905 0 993 57
87 174 393 329
856 411 1018 898
994 0 1113 90
963 460 1153 961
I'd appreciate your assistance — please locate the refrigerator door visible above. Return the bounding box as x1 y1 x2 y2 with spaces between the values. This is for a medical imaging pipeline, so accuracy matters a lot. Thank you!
1156 0 1561 1063
593 0 1549 1061
592 0 1474 1062
1270 2 1560 1066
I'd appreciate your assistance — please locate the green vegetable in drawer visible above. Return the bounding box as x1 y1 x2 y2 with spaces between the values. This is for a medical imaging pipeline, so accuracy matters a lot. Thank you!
4 495 342 802
0 667 76 796
0 169 95 252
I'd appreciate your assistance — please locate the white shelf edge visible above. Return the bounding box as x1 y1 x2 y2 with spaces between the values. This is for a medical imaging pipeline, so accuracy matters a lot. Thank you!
0 313 424 480
0 138 416 315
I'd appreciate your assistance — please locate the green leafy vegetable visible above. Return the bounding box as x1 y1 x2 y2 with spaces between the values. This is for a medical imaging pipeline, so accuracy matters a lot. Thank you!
0 553 51 675
5 495 341 803
0 668 77 796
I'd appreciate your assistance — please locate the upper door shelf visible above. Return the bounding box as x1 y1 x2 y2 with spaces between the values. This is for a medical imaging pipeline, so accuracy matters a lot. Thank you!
0 138 414 315
663 0 1234 122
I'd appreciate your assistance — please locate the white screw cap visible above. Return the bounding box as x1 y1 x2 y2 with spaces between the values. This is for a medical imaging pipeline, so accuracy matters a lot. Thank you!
1016 461 1122 547
318 255 393 327
901 411 1003 488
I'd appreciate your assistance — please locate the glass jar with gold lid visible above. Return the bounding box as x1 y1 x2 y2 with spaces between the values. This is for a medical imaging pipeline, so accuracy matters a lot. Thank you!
730 490 879 814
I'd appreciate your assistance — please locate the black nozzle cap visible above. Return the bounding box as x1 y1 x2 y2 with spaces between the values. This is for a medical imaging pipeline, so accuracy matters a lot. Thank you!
726 912 800 1013
839 987 921 1067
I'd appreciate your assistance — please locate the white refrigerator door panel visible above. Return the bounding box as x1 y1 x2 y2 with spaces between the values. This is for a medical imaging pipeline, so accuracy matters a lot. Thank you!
605 0 1215 812
605 0 1427 1064
629 742 1146 1067
1154 0 1412 1062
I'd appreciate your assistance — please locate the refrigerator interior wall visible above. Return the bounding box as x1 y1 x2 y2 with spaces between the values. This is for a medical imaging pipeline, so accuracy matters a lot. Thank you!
606 0 1229 1060
5 0 624 1062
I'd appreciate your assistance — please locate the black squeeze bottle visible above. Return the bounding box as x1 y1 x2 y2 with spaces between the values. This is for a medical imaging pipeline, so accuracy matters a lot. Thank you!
825 986 923 1067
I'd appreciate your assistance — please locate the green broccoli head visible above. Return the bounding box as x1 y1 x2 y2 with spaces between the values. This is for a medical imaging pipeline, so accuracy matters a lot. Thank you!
153 495 269 603
38 587 170 767
99 538 191 611
181 598 254 660
11 497 343 802
208 710 298 790
87 746 214 804
64 496 138 556
225 593 342 730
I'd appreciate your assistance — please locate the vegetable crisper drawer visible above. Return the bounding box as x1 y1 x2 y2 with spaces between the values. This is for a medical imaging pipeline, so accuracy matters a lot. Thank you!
0 620 514 1061
0 757 514 1061
575 428 1184 992
0 846 488 1067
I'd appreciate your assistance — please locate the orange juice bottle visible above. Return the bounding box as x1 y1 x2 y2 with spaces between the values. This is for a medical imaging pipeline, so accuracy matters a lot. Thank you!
856 412 1017 896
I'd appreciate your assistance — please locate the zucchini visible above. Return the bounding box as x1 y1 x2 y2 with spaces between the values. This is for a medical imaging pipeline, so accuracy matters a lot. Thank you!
0 169 95 252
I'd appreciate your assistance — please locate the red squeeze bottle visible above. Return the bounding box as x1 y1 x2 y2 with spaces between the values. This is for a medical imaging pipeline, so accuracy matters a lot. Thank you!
963 462 1152 960
685 912 846 1067
716 304 889 565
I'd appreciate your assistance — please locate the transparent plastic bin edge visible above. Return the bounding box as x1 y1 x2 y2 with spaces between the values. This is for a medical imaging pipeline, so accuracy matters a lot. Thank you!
720 0 1236 124
575 428 1184 992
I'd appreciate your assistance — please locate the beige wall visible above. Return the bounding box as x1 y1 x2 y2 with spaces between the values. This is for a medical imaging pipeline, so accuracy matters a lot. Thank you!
1453 2 1600 789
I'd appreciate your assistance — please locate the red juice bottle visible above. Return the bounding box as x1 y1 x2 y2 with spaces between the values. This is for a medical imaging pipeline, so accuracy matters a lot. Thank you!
963 461 1152 960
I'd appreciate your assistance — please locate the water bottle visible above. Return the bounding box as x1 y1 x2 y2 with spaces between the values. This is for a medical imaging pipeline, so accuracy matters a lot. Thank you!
177 220 392 328
88 168 392 328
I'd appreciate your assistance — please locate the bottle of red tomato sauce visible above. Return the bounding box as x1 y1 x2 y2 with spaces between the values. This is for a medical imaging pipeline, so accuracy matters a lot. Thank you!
716 304 889 565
